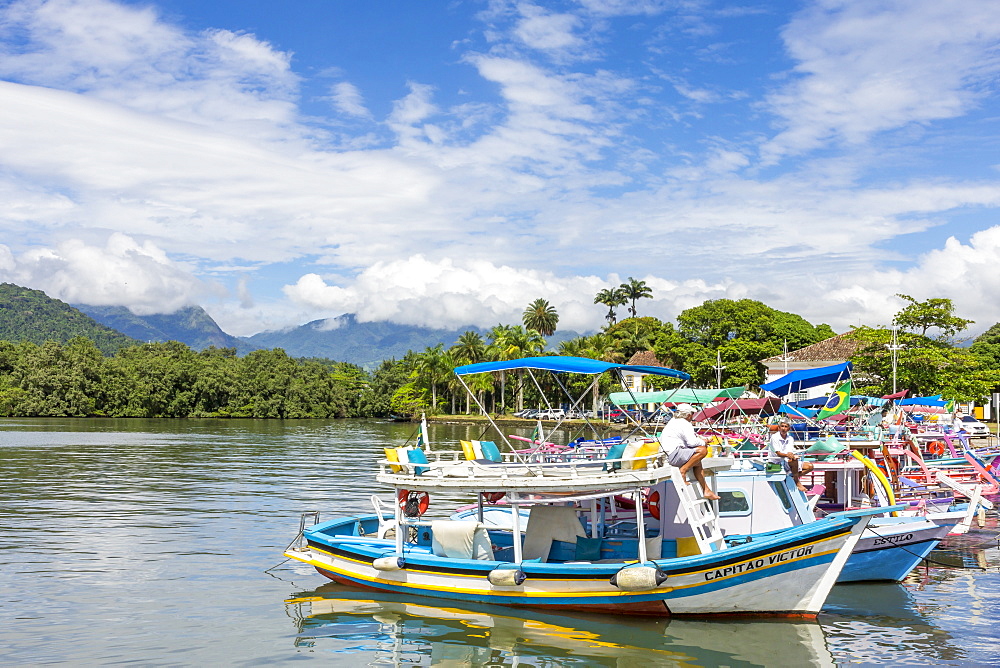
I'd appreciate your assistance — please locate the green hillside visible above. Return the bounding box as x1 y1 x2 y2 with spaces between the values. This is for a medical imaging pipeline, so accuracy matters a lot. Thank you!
74 303 244 351
0 283 140 354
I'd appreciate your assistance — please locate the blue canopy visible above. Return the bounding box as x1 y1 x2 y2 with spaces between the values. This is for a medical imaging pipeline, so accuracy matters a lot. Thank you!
898 395 947 407
453 355 690 380
789 395 885 408
760 362 852 397
780 404 817 418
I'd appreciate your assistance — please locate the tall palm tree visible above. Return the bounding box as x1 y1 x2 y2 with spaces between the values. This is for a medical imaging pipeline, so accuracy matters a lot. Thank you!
522 298 559 337
619 277 653 318
594 287 627 325
450 331 486 414
451 330 486 365
414 343 449 410
489 325 544 412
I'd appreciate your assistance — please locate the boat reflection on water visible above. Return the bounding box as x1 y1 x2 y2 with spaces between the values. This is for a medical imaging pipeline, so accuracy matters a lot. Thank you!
286 583 835 666
822 581 966 664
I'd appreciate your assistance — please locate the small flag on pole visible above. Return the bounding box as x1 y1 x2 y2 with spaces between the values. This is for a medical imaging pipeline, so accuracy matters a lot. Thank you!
817 380 851 420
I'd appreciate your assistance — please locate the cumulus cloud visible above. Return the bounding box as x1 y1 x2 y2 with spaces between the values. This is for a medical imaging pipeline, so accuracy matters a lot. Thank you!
0 233 205 313
823 225 1000 335
283 255 744 332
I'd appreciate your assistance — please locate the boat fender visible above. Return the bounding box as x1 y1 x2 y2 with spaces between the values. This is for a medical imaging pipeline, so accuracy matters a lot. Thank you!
648 490 661 520
611 566 667 591
487 568 526 586
372 556 406 571
483 491 505 504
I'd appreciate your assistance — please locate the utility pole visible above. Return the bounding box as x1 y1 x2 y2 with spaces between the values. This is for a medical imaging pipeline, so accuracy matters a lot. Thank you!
777 339 794 375
885 327 904 394
713 350 726 387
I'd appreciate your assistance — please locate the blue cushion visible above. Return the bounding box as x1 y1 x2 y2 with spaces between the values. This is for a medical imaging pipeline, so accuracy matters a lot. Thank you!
575 537 602 561
407 447 429 475
604 441 629 470
479 440 501 462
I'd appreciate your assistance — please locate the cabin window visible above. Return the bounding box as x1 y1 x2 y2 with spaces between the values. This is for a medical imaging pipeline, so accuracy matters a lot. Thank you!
717 490 750 514
770 481 793 511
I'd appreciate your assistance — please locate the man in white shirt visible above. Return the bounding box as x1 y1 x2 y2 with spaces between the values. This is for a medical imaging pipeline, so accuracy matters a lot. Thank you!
769 419 813 492
659 403 720 500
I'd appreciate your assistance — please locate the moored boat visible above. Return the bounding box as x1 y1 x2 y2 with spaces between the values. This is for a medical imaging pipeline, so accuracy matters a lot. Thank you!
284 356 887 617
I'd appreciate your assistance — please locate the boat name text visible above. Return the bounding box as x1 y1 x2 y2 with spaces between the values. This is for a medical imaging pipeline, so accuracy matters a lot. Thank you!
871 533 913 546
704 546 814 581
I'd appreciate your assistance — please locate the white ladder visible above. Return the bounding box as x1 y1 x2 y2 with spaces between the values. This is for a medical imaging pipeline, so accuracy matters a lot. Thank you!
670 467 725 554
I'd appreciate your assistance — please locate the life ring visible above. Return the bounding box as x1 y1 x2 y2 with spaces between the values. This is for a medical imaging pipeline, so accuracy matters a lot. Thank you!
483 491 505 504
648 490 661 520
928 440 946 457
398 489 430 517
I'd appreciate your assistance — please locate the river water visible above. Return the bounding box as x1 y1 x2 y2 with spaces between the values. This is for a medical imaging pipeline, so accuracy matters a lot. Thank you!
1 418 997 666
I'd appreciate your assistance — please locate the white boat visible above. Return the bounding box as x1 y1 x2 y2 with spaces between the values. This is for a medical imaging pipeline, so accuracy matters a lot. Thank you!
284 357 886 617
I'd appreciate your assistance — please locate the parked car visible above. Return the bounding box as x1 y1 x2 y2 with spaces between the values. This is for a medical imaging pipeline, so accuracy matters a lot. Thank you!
958 415 991 437
513 408 539 418
536 408 566 420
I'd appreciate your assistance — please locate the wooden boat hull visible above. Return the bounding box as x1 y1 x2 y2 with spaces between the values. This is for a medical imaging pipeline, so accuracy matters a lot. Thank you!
838 518 950 582
285 512 873 618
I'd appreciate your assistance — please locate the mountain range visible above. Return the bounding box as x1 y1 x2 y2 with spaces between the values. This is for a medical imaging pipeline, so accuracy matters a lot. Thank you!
1 283 579 368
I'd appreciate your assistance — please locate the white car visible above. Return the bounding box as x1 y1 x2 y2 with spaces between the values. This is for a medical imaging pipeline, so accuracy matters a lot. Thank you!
958 415 991 437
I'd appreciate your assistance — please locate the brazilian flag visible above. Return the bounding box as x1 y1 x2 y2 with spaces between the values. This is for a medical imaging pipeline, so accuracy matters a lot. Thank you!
817 380 851 419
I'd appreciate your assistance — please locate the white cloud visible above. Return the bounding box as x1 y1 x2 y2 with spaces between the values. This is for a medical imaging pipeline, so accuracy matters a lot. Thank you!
283 255 744 332
763 1 1000 161
330 81 371 118
0 233 205 313
514 5 585 56
823 225 1000 336
0 0 999 345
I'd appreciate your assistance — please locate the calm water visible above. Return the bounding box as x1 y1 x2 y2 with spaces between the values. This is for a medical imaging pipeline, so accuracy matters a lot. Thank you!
1 418 997 666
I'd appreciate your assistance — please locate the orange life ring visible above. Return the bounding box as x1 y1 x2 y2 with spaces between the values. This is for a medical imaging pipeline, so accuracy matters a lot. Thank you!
483 491 505 504
928 440 946 456
398 489 430 516
648 490 661 520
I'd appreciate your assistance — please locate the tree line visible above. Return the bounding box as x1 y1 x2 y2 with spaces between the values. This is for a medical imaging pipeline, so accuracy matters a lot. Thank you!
2 284 997 419
0 339 371 418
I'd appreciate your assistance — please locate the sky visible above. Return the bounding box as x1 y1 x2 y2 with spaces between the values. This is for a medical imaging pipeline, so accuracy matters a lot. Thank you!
2 0 1000 339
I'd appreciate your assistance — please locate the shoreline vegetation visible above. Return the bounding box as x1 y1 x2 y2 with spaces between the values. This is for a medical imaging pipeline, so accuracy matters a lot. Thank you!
1 292 998 420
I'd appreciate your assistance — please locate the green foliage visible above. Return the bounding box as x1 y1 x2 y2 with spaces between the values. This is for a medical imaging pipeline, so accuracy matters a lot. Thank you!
594 287 627 325
619 277 653 318
522 298 559 336
0 337 380 419
0 283 139 354
849 315 1000 401
893 294 974 341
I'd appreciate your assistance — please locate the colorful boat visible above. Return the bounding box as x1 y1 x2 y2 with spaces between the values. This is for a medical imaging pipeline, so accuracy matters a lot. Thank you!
284 357 886 618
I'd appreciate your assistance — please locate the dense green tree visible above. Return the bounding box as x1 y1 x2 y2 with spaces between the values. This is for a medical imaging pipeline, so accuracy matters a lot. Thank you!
850 299 999 400
893 294 974 341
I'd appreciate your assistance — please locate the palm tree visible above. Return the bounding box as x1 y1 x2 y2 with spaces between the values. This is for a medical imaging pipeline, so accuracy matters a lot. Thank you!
619 277 653 318
594 287 627 325
489 325 544 412
450 331 486 414
413 343 449 410
522 298 559 337
558 337 590 357
451 330 486 365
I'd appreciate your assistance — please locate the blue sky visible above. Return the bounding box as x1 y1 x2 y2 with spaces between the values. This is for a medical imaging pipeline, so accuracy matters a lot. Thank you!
2 0 1000 338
